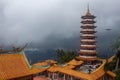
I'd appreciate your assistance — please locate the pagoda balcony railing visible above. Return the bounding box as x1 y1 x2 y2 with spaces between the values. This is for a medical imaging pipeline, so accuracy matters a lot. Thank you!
81 34 96 36
81 29 95 31
80 49 97 53
82 24 94 26
80 45 96 48
82 19 94 21
81 39 96 42
79 55 97 58
78 56 98 61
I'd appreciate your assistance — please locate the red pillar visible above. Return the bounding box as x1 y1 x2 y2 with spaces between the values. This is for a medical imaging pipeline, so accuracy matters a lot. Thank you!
31 75 34 80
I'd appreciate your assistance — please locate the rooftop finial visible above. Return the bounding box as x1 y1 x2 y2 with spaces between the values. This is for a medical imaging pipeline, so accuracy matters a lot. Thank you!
86 3 91 16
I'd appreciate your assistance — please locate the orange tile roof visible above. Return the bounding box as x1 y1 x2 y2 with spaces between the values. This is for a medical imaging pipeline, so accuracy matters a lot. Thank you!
60 65 75 69
45 59 57 64
0 53 115 80
47 66 93 80
108 55 115 63
90 60 106 80
33 60 57 67
107 71 116 78
47 60 106 80
47 64 58 72
33 61 48 67
0 53 46 80
67 59 83 66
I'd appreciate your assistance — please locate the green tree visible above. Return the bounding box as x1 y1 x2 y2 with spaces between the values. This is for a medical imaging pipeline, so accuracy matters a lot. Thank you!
110 36 120 80
116 70 120 80
56 49 78 64
111 36 120 71
104 60 109 72
112 36 120 51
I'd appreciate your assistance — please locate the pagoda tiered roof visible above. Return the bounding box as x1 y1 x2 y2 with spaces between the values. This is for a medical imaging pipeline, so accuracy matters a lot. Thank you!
80 52 97 55
81 20 96 24
81 26 96 28
81 15 96 19
81 30 96 33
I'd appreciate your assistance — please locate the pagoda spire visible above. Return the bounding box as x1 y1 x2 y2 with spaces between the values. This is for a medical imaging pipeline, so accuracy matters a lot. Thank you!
86 4 91 16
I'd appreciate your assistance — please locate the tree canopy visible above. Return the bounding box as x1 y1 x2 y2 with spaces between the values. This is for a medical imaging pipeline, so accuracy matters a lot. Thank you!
56 49 78 64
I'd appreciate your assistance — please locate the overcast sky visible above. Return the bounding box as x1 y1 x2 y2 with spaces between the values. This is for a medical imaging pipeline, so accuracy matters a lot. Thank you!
0 0 120 55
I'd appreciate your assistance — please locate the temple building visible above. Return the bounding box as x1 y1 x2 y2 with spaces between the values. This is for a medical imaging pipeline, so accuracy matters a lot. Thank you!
78 6 98 64
0 51 116 80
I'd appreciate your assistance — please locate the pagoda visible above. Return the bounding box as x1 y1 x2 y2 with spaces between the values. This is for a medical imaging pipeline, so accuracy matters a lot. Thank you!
78 6 98 64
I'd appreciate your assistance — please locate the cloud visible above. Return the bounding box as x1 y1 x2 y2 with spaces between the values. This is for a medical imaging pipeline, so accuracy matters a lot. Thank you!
0 0 119 53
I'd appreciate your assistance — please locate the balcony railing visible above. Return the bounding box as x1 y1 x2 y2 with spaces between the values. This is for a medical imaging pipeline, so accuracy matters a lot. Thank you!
81 39 96 42
79 55 97 58
80 45 96 47
80 49 97 53
82 24 94 26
